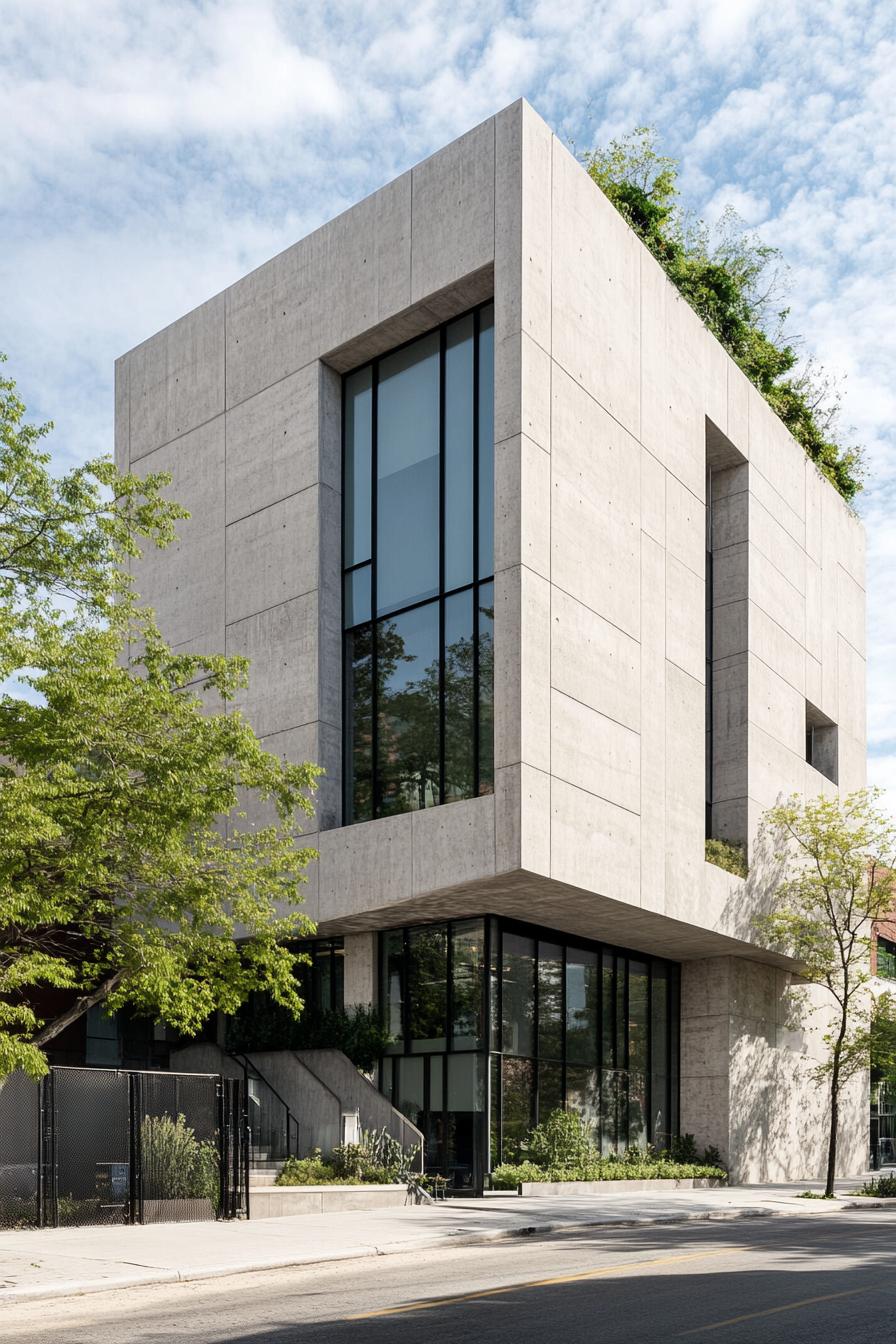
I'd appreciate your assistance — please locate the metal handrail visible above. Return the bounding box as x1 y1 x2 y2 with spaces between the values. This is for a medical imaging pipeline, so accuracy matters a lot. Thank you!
227 1050 300 1159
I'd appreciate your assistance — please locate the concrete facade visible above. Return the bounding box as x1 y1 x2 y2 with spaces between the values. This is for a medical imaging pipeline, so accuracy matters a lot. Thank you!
116 100 868 1182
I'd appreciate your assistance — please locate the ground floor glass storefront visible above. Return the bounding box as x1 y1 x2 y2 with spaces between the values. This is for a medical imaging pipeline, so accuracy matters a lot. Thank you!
378 917 680 1191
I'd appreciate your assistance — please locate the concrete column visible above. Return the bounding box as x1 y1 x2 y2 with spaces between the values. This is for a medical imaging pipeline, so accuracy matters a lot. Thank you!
342 932 376 1008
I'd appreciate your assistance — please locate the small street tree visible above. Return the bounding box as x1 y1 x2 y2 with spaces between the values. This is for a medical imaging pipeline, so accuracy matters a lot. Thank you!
756 789 896 1195
0 358 319 1079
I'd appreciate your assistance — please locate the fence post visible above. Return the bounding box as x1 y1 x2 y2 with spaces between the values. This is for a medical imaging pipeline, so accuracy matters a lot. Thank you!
128 1072 143 1225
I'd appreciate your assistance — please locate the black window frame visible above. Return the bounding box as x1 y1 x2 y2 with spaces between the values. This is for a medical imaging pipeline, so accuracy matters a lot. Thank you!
342 300 495 825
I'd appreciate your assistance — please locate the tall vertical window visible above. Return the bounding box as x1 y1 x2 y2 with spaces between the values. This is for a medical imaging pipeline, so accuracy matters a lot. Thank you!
343 302 495 823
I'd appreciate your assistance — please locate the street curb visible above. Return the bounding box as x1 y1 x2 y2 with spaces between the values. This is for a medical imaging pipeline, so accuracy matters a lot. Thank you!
0 1206 779 1305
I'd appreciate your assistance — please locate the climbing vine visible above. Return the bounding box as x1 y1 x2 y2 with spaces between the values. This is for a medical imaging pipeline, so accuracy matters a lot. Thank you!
583 129 863 502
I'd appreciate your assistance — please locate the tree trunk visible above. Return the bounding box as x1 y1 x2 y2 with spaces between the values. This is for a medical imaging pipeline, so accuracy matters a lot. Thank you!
825 1031 846 1197
31 970 124 1048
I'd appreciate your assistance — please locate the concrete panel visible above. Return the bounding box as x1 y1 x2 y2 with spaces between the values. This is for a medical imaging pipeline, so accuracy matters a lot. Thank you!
749 462 805 547
550 688 640 814
494 433 550 579
224 245 310 411
519 101 553 349
225 364 322 523
749 602 806 696
712 600 748 662
837 637 866 744
640 448 666 546
551 366 641 639
665 555 704 683
411 118 495 304
114 355 129 470
132 417 225 649
493 566 521 770
837 563 866 656
520 566 552 774
748 397 806 523
551 587 641 732
551 138 640 438
317 482 343 735
664 664 704 919
229 723 323 837
129 295 225 461
838 731 867 792
226 593 317 739
317 812 413 917
495 330 551 452
749 496 807 595
748 653 805 752
665 474 703 578
225 490 318 626
749 545 806 645
550 778 640 905
494 100 522 345
704 332 728 438
726 364 751 454
748 724 810 809
411 794 495 895
711 491 748 552
663 288 708 500
711 656 748 804
639 533 666 912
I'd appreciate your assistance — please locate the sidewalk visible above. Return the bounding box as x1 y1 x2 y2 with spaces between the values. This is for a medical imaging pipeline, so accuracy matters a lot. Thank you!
0 1178 887 1304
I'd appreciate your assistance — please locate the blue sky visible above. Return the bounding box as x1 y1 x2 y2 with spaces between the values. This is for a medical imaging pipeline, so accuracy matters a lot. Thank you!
2 0 894 796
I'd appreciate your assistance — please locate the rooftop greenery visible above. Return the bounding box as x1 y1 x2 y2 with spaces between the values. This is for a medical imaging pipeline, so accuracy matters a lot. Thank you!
583 130 863 503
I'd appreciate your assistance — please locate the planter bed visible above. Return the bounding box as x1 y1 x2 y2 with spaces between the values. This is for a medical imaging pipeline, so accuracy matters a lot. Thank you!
250 1183 410 1219
516 1177 726 1197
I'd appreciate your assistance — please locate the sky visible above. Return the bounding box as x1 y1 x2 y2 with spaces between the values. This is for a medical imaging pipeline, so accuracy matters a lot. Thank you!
1 0 894 796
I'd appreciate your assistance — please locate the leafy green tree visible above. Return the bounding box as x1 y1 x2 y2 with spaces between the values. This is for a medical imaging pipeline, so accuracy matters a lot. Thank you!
584 128 863 502
755 790 896 1195
0 359 319 1079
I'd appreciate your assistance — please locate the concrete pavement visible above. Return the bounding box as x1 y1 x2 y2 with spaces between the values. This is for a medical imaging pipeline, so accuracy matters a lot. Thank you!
0 1178 886 1305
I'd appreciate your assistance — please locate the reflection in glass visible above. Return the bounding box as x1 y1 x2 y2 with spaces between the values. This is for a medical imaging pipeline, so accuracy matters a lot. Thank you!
501 1057 534 1161
382 931 404 1054
343 564 371 628
452 921 485 1050
396 1056 424 1127
447 1054 483 1188
629 960 649 1074
377 603 440 815
628 1070 647 1150
444 315 474 591
501 933 535 1057
537 943 563 1060
566 1066 600 1142
600 1069 626 1156
443 589 475 801
477 305 494 580
538 1060 563 1123
344 366 372 567
651 961 669 1148
344 624 373 824
376 332 440 615
601 951 615 1068
566 947 599 1066
408 924 448 1053
478 580 494 795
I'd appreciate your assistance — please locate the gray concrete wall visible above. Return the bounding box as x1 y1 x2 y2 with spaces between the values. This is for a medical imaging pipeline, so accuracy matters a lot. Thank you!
119 99 868 1181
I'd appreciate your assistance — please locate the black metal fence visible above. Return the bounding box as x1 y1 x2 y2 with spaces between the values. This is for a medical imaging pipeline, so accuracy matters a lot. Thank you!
0 1066 247 1229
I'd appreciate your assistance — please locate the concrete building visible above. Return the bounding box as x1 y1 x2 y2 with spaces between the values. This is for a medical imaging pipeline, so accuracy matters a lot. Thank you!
115 100 868 1188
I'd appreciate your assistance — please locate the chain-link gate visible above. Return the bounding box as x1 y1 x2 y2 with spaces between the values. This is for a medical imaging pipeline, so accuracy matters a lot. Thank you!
0 1066 247 1229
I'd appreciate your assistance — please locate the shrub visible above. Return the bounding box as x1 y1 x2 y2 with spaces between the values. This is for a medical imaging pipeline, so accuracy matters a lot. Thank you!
525 1109 597 1170
669 1133 699 1163
491 1158 727 1187
705 839 748 878
856 1174 896 1198
141 1112 219 1205
227 1000 391 1073
275 1152 360 1186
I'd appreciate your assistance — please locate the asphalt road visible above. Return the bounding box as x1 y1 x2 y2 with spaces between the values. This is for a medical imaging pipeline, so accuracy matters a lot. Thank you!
4 1209 896 1343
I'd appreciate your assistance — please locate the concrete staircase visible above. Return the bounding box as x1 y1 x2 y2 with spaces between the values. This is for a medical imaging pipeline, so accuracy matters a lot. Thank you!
249 1147 284 1189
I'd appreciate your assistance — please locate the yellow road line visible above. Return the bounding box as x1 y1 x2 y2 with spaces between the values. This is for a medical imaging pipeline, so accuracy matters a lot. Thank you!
677 1285 876 1334
346 1247 738 1320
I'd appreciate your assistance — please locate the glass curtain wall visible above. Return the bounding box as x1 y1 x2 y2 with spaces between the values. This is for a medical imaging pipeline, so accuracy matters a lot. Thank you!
343 302 495 824
379 917 680 1191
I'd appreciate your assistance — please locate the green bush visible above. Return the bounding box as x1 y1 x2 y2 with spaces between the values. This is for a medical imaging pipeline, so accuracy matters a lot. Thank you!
491 1158 726 1187
275 1152 361 1186
227 1000 391 1073
705 839 748 878
524 1109 597 1170
669 1132 699 1163
856 1174 896 1197
141 1112 219 1204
